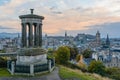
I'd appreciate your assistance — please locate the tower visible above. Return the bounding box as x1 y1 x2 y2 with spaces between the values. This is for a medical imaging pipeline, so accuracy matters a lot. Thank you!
96 30 101 46
64 31 68 45
106 34 110 47
65 31 67 38
19 9 44 47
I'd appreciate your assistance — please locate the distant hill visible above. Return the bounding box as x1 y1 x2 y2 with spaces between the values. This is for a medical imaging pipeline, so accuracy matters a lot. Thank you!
0 32 20 38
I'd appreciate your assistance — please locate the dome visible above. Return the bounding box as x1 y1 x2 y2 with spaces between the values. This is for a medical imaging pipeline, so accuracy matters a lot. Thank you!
19 9 44 19
19 14 44 19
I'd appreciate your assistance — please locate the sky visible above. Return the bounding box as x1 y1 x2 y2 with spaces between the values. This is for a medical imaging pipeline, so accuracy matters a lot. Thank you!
0 0 120 38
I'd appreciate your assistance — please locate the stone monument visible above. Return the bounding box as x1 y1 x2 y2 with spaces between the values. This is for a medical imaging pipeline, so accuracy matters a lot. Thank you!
7 9 55 76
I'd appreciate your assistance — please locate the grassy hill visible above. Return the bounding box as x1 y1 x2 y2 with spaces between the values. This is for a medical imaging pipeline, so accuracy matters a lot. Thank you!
0 66 113 80
0 68 11 77
59 65 112 80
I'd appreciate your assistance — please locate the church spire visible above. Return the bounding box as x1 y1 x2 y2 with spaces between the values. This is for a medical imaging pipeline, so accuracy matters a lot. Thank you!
96 30 100 35
106 34 110 46
65 31 67 38
18 33 20 38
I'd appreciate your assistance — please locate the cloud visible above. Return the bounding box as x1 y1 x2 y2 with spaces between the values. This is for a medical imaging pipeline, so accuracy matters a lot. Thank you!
52 11 62 14
0 25 14 29
0 0 120 37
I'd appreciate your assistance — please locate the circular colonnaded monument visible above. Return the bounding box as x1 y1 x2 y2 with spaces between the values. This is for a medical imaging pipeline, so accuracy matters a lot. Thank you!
7 9 55 76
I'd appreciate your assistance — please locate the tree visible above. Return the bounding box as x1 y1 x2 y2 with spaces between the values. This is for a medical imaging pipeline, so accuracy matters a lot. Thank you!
76 54 87 71
66 46 78 60
76 54 81 62
88 60 106 76
0 49 6 53
47 48 54 53
106 67 120 80
0 57 7 68
55 46 70 64
47 48 54 59
82 49 92 58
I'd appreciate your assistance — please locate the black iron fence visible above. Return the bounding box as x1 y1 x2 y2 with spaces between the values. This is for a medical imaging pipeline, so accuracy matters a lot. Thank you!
15 65 30 73
51 59 54 68
34 63 48 73
7 58 55 74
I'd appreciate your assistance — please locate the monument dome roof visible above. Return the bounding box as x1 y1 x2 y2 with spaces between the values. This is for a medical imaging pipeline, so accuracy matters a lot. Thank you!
19 9 44 19
19 14 44 19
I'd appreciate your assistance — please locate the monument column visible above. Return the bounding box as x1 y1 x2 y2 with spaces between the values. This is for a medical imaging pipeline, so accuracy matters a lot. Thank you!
19 9 44 48
34 23 40 47
22 23 27 47
39 24 42 47
34 24 37 47
28 23 33 47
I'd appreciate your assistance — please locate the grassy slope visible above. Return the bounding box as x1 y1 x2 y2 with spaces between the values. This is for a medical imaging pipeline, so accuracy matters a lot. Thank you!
0 68 11 77
0 68 49 77
0 67 112 80
59 65 112 80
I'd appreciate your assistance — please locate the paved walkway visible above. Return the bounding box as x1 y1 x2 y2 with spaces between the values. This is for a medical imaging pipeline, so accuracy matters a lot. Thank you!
0 67 61 80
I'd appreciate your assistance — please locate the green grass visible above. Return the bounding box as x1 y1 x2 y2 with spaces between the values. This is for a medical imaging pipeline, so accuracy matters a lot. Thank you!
59 66 111 80
0 68 11 77
0 67 111 80
0 68 49 77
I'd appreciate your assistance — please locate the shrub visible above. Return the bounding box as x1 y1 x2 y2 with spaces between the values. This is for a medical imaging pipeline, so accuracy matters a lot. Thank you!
0 57 7 68
66 46 78 60
55 46 70 64
76 54 81 62
88 60 106 76
82 49 92 58
106 67 120 80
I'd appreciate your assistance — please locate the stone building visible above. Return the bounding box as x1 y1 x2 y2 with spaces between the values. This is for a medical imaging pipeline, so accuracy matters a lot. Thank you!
96 30 101 46
92 48 120 68
88 31 101 48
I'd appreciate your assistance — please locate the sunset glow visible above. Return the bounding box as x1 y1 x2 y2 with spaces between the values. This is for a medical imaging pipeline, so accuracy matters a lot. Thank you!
0 0 120 37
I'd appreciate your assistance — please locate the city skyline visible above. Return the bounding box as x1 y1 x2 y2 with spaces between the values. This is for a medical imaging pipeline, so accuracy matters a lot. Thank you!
0 0 120 38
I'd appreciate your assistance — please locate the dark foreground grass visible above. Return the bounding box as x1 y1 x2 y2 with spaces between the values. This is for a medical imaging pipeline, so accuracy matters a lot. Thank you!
0 68 11 77
0 68 49 77
0 67 111 80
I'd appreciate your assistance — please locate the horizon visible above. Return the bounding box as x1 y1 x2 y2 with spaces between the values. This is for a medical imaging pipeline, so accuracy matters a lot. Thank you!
0 0 120 38
0 32 120 39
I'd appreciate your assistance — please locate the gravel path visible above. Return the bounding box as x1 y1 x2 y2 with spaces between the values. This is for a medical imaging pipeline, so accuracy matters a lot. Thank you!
0 67 61 80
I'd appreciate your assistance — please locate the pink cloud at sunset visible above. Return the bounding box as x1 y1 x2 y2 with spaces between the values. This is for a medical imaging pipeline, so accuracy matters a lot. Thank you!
0 0 120 37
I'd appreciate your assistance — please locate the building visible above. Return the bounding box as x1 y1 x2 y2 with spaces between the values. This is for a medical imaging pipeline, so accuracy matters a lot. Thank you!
96 30 101 46
92 47 120 68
